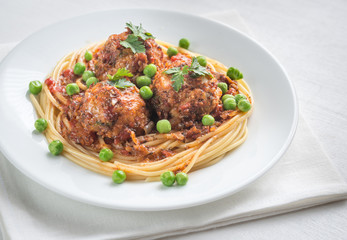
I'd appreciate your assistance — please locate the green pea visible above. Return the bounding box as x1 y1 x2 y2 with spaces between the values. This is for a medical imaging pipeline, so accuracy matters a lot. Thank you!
223 98 237 110
179 38 190 49
34 118 48 132
84 50 93 61
234 94 247 104
143 64 157 78
227 67 243 80
73 62 86 75
112 170 126 184
238 99 252 112
156 119 171 134
136 76 151 88
202 114 215 126
167 47 178 58
82 70 95 81
160 171 176 186
222 94 234 102
48 140 63 156
29 81 42 95
176 172 188 186
99 148 114 162
66 83 80 95
217 82 228 94
197 56 207 67
139 86 153 100
86 77 98 88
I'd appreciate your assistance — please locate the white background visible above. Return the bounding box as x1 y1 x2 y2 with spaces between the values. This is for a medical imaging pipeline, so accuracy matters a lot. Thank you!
0 0 347 239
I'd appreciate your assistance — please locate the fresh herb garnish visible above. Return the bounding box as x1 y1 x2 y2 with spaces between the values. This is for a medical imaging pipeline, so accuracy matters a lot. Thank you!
107 68 135 89
189 57 212 77
120 22 154 54
226 67 243 80
107 68 133 81
107 78 135 89
165 66 189 92
114 78 135 89
165 57 211 91
126 22 155 41
120 34 146 54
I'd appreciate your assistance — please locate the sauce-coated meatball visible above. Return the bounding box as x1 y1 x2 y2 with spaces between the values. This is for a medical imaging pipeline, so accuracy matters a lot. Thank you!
151 59 222 129
94 30 164 82
62 82 149 148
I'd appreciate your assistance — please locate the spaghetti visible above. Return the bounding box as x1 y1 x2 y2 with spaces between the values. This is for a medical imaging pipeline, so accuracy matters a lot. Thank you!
30 29 253 182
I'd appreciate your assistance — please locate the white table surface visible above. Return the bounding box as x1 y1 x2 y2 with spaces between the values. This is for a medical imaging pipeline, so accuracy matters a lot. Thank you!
1 0 347 239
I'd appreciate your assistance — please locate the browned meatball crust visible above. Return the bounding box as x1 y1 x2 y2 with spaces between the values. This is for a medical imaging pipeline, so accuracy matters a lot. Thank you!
61 82 149 148
94 30 164 82
151 61 222 129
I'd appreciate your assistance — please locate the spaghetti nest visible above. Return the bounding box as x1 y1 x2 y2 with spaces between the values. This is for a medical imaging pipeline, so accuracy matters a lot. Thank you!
30 37 253 182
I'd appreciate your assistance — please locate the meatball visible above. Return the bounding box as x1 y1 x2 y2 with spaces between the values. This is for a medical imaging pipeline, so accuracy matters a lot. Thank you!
94 30 164 81
151 66 222 129
62 82 149 148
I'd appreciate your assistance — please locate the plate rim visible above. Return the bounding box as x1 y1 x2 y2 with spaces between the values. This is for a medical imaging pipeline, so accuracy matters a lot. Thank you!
0 8 298 211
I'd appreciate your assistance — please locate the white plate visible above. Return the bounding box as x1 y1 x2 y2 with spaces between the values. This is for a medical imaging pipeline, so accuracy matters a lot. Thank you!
0 9 298 211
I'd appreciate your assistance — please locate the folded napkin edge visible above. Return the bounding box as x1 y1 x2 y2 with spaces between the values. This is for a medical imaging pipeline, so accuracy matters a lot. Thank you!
139 192 347 240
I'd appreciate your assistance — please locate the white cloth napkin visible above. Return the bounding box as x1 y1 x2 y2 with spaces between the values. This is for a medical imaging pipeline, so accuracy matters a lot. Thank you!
1 10 347 240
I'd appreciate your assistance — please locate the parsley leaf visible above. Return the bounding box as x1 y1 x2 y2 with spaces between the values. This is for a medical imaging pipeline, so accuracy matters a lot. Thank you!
164 67 181 75
120 35 146 54
165 57 212 91
126 22 154 40
171 73 184 92
107 78 135 89
181 65 189 75
189 57 212 77
114 78 135 89
107 68 133 81
120 22 153 54
107 68 135 89
226 67 243 80
165 66 189 92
